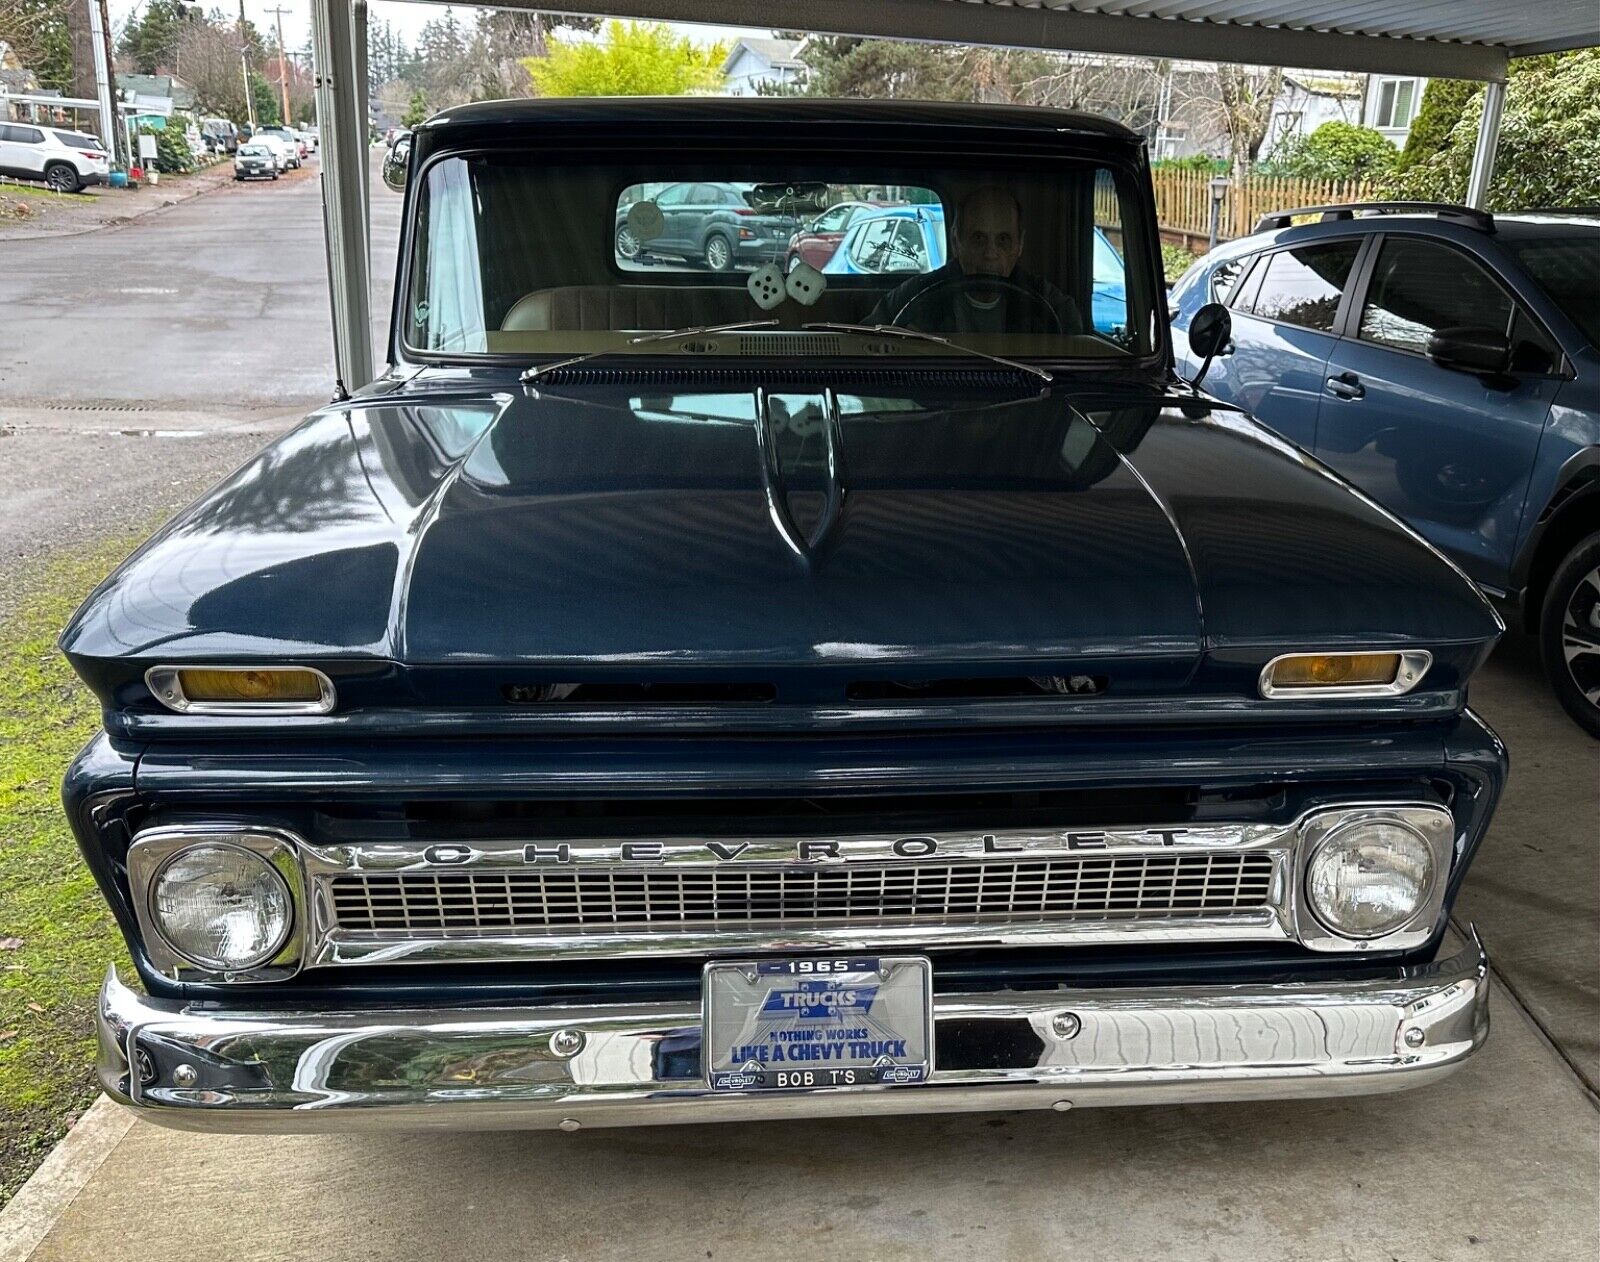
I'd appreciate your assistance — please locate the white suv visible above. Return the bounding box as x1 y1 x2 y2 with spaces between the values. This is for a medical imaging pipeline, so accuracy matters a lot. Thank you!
0 124 110 193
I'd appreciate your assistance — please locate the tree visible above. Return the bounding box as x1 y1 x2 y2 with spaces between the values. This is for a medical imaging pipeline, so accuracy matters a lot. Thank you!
1390 51 1600 210
1397 78 1481 172
1267 121 1397 180
523 21 724 98
0 0 75 92
120 0 198 75
779 36 1060 106
249 70 280 126
177 18 253 122
403 88 430 128
1213 64 1284 178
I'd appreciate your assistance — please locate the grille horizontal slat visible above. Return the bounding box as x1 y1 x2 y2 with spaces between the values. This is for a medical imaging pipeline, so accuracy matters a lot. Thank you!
328 853 1275 935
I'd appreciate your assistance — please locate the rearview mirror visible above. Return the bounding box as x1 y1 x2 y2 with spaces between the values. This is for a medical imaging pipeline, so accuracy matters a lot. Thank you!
1427 326 1511 377
382 137 410 193
1185 301 1232 388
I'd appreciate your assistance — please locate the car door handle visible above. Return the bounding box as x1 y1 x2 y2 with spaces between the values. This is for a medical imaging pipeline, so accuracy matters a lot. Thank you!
1325 372 1364 400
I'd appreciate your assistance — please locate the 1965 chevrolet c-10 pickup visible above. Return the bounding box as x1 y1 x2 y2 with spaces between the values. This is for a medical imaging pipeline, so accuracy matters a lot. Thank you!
62 99 1503 1131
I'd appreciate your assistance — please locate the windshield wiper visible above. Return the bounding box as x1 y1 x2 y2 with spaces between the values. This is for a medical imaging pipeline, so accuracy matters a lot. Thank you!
520 319 780 383
800 322 1053 382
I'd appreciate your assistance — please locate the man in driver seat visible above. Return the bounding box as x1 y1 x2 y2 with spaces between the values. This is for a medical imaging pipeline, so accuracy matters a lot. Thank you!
868 185 1079 334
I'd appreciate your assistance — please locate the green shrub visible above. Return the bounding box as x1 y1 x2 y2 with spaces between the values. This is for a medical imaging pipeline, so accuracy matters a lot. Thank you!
1388 51 1600 210
137 125 195 175
1153 154 1227 174
1161 242 1198 284
1267 122 1396 181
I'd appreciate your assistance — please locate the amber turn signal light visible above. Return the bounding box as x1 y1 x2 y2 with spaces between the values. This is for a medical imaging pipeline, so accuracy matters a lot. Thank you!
146 666 335 714
1259 652 1431 698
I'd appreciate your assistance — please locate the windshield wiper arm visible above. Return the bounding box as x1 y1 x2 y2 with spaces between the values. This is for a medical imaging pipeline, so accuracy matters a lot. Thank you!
800 322 1053 382
520 319 780 383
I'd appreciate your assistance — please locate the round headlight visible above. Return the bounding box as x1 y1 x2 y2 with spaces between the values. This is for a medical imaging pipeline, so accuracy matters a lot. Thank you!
151 845 293 971
1306 819 1435 939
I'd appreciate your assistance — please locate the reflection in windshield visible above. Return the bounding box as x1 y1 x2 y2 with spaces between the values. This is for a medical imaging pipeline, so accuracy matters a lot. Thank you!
407 156 1153 363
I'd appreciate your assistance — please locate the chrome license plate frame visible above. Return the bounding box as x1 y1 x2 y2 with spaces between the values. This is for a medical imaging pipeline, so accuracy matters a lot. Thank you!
703 956 933 1092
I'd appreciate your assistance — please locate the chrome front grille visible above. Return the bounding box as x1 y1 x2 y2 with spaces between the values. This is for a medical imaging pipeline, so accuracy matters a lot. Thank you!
328 852 1277 935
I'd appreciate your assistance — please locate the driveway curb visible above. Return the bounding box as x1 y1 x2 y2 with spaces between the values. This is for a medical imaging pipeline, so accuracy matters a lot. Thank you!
0 1098 133 1262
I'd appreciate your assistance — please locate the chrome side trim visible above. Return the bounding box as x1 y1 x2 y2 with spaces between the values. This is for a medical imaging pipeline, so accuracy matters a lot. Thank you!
1259 650 1433 699
96 931 1490 1133
145 665 337 715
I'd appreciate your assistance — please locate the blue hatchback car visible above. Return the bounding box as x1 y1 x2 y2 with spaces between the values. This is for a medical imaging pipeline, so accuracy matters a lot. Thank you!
1171 203 1600 734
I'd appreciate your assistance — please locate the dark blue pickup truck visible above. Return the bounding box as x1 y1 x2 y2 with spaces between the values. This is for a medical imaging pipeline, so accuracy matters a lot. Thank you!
63 99 1501 1133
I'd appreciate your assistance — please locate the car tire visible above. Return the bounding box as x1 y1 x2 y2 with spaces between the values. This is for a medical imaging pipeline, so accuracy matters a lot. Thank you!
785 253 802 274
704 233 734 272
615 225 642 260
271 171 279 180
45 163 81 193
1539 529 1600 738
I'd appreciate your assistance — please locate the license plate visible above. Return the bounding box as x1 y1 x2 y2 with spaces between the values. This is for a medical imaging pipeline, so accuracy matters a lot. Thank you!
703 956 933 1091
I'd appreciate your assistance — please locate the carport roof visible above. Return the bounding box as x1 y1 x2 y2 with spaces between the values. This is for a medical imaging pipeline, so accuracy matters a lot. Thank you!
441 0 1600 80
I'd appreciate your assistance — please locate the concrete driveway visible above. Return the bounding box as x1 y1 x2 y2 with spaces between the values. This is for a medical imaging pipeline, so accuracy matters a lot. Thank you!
0 150 1594 1262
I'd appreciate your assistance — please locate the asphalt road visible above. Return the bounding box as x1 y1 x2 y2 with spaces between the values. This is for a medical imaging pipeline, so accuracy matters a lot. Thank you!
0 154 401 616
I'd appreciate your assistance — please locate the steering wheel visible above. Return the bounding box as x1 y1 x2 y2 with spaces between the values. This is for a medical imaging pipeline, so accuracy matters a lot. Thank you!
892 273 1065 334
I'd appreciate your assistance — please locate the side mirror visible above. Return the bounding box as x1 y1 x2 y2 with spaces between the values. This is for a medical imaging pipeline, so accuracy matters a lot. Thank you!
1427 325 1511 377
382 138 410 193
1185 301 1232 388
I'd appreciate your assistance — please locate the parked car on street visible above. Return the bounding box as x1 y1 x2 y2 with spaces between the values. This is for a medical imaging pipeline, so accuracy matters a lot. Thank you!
67 99 1503 1136
255 127 303 168
614 180 796 271
249 133 293 172
202 118 239 155
784 200 892 271
233 142 279 181
0 123 109 192
1171 202 1600 735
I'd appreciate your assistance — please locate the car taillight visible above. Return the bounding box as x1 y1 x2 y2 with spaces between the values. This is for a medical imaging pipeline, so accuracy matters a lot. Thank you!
739 228 755 239
79 151 104 160
733 207 756 216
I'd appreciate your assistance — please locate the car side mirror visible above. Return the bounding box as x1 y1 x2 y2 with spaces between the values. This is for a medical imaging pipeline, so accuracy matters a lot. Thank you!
1185 301 1232 388
382 139 410 193
1427 325 1511 377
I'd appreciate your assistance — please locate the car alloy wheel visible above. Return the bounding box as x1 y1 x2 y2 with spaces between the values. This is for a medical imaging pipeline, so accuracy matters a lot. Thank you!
705 234 733 271
616 226 641 259
46 164 79 193
1540 530 1600 738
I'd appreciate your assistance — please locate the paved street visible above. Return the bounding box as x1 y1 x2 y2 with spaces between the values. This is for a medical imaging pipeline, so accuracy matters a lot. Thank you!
0 155 400 616
0 161 1595 1260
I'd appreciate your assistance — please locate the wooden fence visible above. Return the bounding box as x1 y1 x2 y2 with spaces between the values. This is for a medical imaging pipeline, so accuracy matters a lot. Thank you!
1097 169 1375 253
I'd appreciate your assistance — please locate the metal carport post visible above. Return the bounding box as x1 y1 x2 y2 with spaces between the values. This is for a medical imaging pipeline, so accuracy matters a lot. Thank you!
311 0 1599 398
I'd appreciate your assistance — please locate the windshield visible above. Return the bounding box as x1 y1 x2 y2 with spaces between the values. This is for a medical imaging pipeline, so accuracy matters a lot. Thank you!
1508 234 1600 349
405 152 1157 363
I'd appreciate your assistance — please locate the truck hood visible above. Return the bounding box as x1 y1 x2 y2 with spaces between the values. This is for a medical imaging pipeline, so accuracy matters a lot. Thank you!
60 374 1500 698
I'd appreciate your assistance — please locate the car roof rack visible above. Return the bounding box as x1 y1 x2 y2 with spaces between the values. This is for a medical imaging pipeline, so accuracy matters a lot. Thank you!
1253 202 1495 234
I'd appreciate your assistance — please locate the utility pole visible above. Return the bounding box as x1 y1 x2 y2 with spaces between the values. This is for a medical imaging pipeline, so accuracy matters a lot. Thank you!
266 5 293 125
241 50 257 130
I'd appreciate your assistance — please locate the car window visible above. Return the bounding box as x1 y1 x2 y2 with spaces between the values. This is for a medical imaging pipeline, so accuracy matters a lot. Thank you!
848 217 903 273
7 125 45 145
1241 241 1360 332
655 184 690 207
1210 256 1248 304
52 131 101 149
813 205 852 233
1358 237 1515 355
1507 235 1600 352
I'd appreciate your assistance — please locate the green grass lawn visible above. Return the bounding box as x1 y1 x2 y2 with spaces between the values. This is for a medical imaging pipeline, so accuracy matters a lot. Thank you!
0 539 138 1206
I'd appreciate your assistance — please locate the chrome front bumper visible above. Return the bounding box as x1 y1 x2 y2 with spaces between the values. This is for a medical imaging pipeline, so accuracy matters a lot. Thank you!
98 933 1489 1133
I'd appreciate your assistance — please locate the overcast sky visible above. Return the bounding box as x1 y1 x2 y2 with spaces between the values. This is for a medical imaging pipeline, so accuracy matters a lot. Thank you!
107 2 771 56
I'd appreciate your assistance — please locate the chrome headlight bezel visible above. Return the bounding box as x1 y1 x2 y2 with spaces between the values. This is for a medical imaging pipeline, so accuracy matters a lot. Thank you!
1291 805 1455 953
1259 650 1433 699
128 828 306 981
